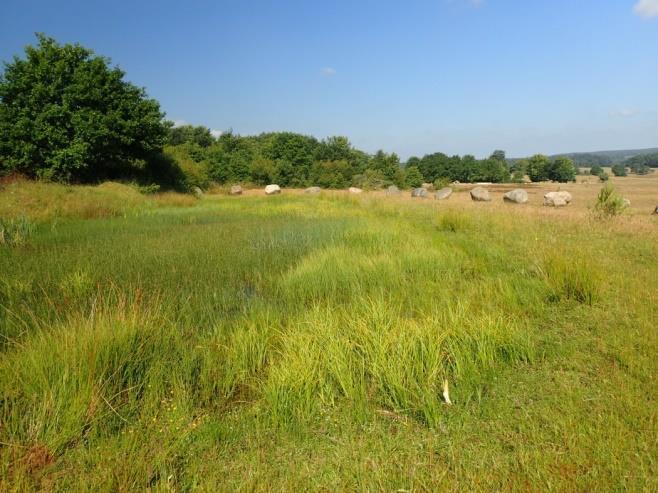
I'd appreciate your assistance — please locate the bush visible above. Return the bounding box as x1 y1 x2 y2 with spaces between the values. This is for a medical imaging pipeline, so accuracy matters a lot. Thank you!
433 177 452 190
611 164 627 177
352 169 389 190
594 183 626 218
589 164 604 177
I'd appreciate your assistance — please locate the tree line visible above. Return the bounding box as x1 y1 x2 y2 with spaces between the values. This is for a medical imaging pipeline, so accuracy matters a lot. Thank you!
1 35 650 192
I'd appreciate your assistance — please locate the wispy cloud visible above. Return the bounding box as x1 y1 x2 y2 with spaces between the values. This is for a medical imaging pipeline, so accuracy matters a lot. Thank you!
171 119 188 128
609 108 640 118
634 0 658 18
321 67 336 77
210 129 223 138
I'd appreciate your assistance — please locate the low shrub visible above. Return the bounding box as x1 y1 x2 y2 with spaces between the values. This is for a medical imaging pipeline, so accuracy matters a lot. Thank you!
594 183 626 219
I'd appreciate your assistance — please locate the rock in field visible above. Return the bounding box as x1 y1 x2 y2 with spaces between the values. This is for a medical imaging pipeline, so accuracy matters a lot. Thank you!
421 183 434 191
411 187 428 198
544 191 572 206
623 198 631 208
348 187 363 194
265 184 281 195
654 205 658 215
435 187 453 200
230 185 242 195
470 187 491 202
305 186 321 194
503 189 528 204
386 185 401 195
192 186 203 198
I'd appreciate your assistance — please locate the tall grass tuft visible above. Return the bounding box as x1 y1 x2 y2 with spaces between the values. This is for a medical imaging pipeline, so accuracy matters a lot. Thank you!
0 216 35 247
540 251 600 305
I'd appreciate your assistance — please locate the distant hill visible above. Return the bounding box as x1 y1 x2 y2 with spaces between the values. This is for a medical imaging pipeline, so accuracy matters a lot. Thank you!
551 147 658 166
508 147 658 167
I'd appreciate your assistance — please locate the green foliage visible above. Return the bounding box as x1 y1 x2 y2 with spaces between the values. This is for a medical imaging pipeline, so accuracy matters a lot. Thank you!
526 154 551 182
0 34 166 183
554 152 611 167
137 183 160 195
624 152 658 170
163 145 210 190
404 166 423 188
433 177 452 189
410 151 510 184
310 160 352 188
351 169 389 190
370 150 401 181
475 158 510 183
525 155 576 183
167 124 215 147
589 164 604 177
624 153 655 175
548 156 577 183
594 183 625 218
611 164 627 177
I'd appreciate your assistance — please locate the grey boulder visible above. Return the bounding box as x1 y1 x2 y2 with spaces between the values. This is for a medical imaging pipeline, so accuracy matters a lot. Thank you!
435 187 453 200
411 188 428 198
386 185 401 195
503 189 528 204
305 186 321 194
470 187 491 202
230 185 242 195
544 191 572 206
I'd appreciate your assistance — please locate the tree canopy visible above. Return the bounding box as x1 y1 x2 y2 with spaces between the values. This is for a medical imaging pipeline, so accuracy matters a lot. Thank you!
0 34 167 182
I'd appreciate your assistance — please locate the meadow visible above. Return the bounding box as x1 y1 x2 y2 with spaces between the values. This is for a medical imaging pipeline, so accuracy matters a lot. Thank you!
0 178 656 491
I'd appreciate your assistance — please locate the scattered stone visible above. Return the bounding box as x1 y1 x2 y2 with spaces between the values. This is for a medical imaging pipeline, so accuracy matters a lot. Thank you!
654 205 658 215
623 198 631 208
544 191 572 206
386 185 401 195
192 186 203 198
230 185 242 195
421 183 434 191
503 189 528 204
348 187 363 194
435 187 453 200
265 184 281 195
411 187 428 198
304 186 321 194
470 187 491 202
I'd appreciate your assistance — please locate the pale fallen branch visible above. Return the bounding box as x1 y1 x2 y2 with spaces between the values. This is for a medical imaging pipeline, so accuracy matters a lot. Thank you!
442 379 452 405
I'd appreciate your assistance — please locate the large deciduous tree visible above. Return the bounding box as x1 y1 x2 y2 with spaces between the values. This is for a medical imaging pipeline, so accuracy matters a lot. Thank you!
0 34 167 182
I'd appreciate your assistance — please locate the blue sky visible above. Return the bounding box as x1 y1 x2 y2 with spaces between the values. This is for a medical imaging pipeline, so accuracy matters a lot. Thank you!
1 0 657 159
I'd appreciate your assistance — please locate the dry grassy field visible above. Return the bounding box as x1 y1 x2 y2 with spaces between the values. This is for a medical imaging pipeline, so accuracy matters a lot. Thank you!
235 172 658 218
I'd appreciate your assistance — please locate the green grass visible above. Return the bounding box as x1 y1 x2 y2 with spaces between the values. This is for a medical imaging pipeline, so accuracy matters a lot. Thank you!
0 186 656 491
